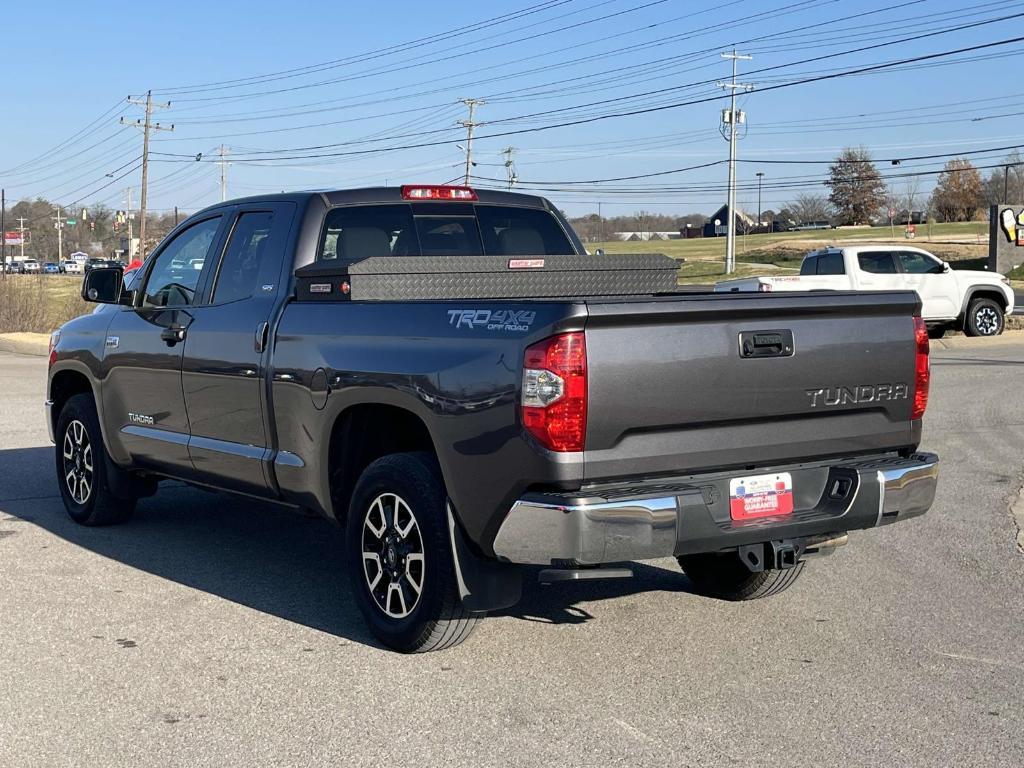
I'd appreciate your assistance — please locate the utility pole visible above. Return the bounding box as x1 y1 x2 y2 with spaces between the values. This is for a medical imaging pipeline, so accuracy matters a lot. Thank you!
1 188 5 276
121 91 173 260
598 201 603 243
217 144 230 201
458 98 485 185
718 50 753 274
125 188 135 259
756 171 765 227
17 217 27 262
501 146 517 190
52 207 65 263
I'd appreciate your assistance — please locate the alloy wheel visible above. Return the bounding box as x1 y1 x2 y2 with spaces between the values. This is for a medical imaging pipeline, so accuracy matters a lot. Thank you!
361 493 425 619
975 306 999 335
62 420 93 505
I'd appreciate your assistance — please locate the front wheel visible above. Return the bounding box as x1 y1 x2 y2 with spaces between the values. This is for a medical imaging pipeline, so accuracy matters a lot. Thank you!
345 452 481 653
55 394 135 526
677 552 805 601
963 297 1004 337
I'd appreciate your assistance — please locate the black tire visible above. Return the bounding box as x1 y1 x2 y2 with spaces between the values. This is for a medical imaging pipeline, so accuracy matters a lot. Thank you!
963 297 1004 337
677 552 805 601
55 393 135 526
345 452 481 653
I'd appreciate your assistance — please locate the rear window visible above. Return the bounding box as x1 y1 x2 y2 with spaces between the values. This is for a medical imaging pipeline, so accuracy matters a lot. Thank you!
318 203 574 261
816 252 844 275
857 251 897 274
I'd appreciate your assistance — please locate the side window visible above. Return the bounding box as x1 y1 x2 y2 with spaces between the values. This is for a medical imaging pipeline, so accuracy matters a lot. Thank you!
799 255 818 276
857 251 897 274
212 212 274 303
897 251 942 274
142 217 221 307
816 252 845 275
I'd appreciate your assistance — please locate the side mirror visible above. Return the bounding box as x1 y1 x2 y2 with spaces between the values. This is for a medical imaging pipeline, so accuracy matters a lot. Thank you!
942 261 951 273
81 266 128 305
594 248 605 256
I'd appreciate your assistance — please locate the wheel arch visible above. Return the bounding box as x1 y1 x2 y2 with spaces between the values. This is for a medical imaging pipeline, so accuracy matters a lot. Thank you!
959 286 1009 319
49 366 97 440
326 402 440 527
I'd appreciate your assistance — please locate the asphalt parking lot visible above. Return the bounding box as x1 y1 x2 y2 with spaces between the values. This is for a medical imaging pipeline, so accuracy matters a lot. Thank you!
1 345 1022 767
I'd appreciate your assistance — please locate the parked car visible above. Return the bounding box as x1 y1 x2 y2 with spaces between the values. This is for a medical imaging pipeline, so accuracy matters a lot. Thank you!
716 245 1015 337
43 262 61 275
2 261 21 274
63 260 84 275
22 259 40 274
48 185 939 653
83 258 109 273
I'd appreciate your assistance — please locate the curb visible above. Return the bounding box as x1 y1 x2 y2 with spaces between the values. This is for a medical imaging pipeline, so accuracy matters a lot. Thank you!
0 333 50 357
931 329 1024 350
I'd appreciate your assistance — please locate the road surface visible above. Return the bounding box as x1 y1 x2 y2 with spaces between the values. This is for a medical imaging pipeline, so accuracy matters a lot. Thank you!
1 346 1022 767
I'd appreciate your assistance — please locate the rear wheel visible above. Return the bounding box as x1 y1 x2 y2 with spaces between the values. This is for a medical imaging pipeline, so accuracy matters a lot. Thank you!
963 297 1004 337
677 552 805 601
55 394 135 526
345 452 481 652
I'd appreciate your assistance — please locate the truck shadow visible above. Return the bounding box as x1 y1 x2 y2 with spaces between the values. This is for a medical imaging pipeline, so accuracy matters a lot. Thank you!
0 446 697 648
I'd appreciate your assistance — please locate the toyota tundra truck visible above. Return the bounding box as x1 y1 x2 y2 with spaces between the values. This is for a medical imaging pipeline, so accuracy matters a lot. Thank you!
46 185 939 652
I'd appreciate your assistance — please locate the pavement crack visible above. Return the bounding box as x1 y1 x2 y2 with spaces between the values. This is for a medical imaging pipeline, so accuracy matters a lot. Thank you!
1011 474 1024 557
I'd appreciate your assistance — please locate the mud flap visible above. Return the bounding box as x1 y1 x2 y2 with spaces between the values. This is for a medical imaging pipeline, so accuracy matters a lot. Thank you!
447 503 522 612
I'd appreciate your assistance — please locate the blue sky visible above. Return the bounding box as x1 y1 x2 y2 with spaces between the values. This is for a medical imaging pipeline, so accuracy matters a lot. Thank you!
2 0 1019 218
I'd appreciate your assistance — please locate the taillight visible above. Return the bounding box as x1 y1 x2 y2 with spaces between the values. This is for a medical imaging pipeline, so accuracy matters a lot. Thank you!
912 317 929 420
521 332 587 452
400 185 477 201
48 329 61 368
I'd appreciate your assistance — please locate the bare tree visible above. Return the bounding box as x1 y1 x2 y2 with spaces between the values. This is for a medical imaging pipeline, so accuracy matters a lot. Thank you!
789 193 832 224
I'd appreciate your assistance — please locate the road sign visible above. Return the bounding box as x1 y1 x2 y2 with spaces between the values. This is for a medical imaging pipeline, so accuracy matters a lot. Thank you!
888 208 896 218
2 231 22 246
66 219 76 225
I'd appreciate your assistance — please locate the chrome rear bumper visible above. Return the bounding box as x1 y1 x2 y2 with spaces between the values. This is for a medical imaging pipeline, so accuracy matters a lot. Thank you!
492 453 938 565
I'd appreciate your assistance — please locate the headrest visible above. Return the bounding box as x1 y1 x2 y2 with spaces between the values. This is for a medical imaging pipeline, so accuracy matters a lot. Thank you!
497 227 544 256
338 227 391 259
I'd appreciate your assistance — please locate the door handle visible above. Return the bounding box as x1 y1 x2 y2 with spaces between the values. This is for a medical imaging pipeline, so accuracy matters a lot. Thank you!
160 326 186 346
255 321 269 353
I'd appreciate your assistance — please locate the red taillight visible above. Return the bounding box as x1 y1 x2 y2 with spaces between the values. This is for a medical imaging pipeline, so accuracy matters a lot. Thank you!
521 332 587 452
400 185 477 201
912 317 929 420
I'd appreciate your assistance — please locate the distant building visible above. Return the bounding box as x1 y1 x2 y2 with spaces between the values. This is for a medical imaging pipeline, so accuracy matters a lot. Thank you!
703 204 755 238
611 231 682 241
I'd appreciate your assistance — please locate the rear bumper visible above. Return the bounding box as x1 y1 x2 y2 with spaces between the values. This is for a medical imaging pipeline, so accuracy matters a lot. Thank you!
492 452 938 565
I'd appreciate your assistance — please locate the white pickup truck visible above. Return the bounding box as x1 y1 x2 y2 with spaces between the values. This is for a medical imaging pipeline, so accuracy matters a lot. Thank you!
716 245 1015 337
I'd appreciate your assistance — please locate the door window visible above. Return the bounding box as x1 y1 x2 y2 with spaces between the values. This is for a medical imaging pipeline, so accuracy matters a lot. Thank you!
212 212 274 303
897 251 944 274
857 251 897 274
142 217 221 307
815 252 845 275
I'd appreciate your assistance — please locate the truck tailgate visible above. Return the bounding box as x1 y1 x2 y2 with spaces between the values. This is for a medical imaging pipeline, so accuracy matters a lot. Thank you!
582 291 921 482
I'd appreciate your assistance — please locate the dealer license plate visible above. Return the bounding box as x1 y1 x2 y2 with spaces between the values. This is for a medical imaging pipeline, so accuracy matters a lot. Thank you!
729 472 794 521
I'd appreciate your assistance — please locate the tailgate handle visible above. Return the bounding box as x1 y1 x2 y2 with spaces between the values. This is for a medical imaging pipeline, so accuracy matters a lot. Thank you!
739 329 794 359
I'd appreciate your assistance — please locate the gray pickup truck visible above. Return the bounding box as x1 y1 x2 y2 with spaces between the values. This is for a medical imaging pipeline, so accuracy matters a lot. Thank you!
46 185 938 652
